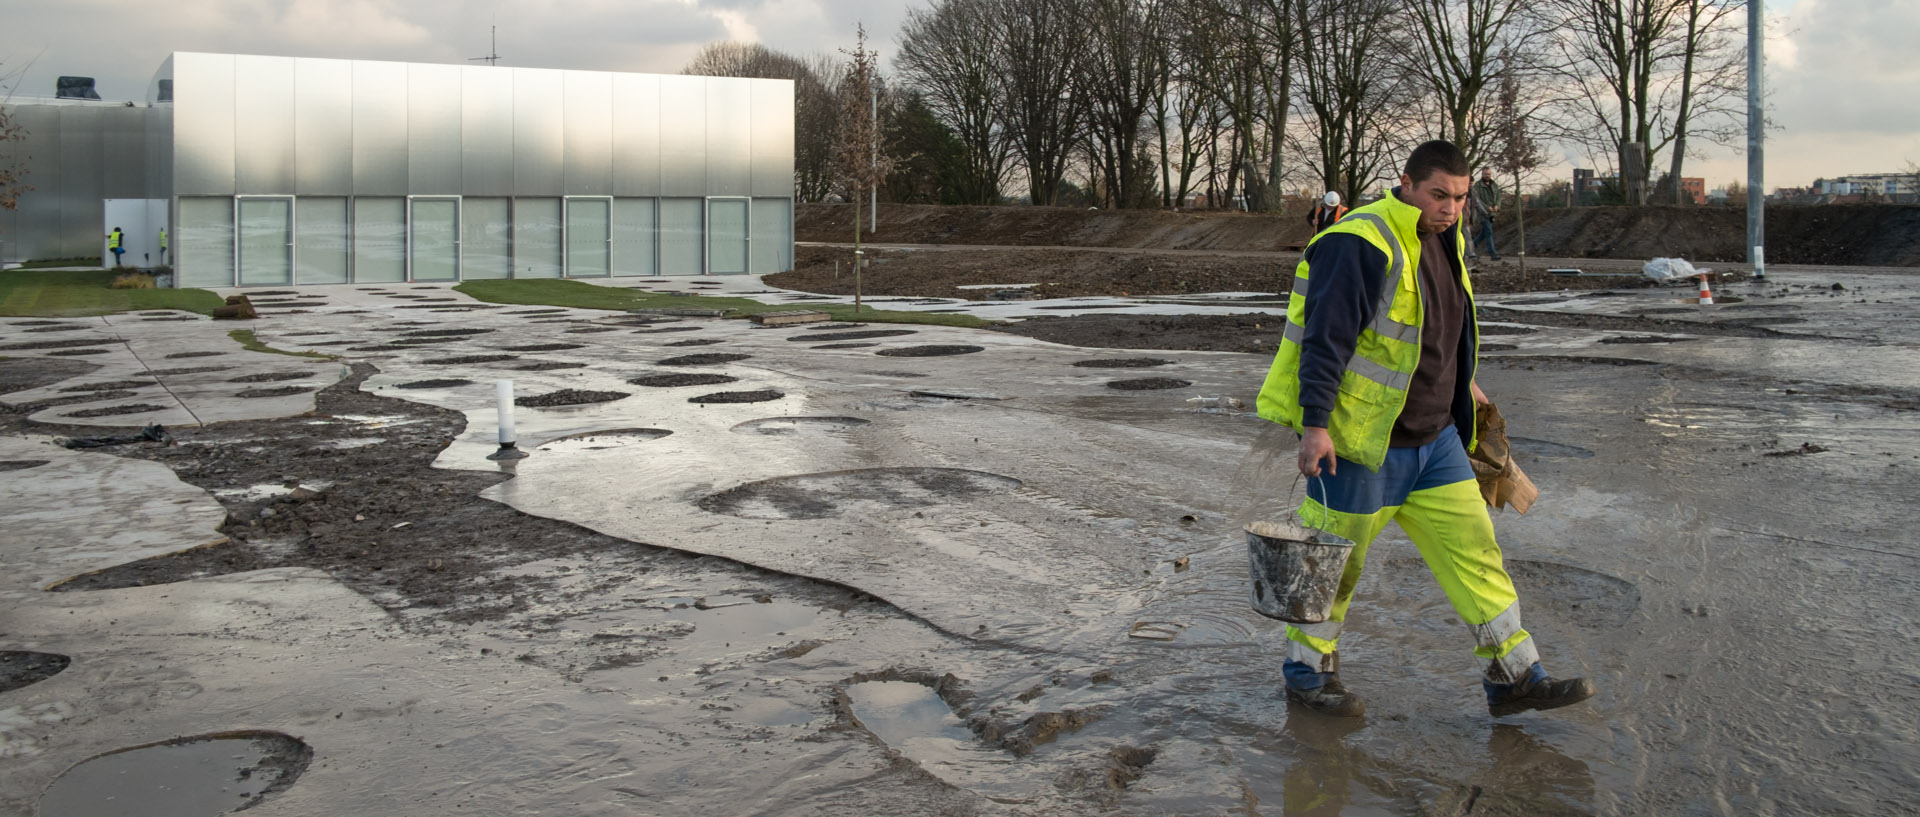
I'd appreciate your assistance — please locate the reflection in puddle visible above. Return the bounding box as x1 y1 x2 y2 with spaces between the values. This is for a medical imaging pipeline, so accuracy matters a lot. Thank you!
38 731 311 817
845 681 1027 802
536 428 673 453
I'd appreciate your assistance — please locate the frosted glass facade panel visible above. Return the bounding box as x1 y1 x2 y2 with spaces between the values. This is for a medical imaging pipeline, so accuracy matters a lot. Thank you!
177 197 234 288
612 198 656 276
237 197 293 286
514 198 562 278
410 198 460 282
295 197 350 284
750 198 791 274
566 198 611 277
707 198 748 275
659 198 703 275
352 197 406 283
462 197 512 280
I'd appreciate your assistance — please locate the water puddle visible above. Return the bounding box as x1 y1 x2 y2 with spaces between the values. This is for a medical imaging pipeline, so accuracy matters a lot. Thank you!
536 428 673 453
844 681 1028 802
698 467 1023 520
37 731 311 817
211 480 333 503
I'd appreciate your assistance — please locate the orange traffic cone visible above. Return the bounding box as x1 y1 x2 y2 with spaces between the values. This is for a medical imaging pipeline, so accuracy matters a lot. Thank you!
1697 274 1714 305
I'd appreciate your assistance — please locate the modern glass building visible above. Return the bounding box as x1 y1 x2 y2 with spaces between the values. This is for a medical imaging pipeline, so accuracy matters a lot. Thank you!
0 52 796 286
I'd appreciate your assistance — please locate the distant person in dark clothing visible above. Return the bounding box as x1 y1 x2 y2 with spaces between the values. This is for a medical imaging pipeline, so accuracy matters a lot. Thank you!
1307 191 1347 234
1468 169 1500 261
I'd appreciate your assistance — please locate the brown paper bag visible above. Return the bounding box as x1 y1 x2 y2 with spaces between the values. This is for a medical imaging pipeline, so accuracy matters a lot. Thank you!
1469 401 1539 513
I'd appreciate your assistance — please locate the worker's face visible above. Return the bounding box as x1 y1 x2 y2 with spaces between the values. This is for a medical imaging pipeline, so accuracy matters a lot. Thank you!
1400 171 1470 234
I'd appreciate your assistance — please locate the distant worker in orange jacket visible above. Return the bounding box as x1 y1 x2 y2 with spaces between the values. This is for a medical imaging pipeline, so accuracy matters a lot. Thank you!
1307 192 1346 234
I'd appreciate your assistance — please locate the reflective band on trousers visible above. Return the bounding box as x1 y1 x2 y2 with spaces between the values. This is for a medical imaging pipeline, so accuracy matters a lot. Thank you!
1473 602 1526 652
1280 320 1415 393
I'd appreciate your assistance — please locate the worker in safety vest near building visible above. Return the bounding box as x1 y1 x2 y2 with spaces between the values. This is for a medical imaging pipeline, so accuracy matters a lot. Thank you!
1255 140 1596 718
1306 191 1346 233
107 227 125 267
158 227 168 265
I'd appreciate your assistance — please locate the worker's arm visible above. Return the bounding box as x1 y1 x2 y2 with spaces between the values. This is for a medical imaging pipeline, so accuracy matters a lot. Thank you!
1294 233 1388 477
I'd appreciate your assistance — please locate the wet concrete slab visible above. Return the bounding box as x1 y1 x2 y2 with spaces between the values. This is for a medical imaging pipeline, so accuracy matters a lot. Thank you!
4 268 1919 814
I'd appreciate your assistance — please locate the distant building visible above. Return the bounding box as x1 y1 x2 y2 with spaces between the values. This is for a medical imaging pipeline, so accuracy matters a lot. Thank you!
1679 177 1706 205
1815 173 1911 198
1572 168 1597 205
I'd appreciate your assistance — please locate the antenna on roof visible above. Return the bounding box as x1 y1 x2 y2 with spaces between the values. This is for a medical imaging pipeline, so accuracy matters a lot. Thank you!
468 25 500 66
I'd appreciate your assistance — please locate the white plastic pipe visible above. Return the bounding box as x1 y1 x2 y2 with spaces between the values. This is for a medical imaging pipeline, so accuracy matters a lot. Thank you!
496 379 517 446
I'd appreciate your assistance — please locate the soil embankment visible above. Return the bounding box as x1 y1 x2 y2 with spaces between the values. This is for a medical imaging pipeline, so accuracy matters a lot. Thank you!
797 202 1920 267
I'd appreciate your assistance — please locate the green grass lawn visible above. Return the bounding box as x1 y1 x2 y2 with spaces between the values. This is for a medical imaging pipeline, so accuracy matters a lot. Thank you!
453 279 992 329
0 269 223 317
228 328 339 360
11 257 104 270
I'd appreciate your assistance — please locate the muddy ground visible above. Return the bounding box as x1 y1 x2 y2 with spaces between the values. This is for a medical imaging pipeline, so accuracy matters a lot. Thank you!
774 243 1703 302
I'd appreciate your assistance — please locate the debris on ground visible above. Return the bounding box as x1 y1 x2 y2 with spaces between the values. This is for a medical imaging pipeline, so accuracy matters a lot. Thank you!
57 424 173 449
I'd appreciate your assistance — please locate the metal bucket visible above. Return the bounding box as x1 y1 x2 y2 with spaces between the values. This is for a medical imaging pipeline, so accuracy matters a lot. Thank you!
1246 517 1355 623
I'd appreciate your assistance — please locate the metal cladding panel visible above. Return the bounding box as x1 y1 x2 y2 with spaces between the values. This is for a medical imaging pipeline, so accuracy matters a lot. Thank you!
513 69 565 195
462 67 515 195
146 105 174 198
611 73 660 196
352 60 410 195
101 107 149 198
172 53 237 195
751 79 796 198
233 55 297 193
57 107 104 251
704 78 752 196
408 63 463 193
656 75 706 196
563 72 614 195
294 57 354 195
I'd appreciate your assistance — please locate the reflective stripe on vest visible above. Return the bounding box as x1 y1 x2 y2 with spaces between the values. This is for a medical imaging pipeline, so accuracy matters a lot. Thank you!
1279 211 1419 393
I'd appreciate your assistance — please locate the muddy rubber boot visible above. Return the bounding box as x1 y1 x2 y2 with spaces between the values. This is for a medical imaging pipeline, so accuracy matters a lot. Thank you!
1284 660 1367 718
1484 662 1596 717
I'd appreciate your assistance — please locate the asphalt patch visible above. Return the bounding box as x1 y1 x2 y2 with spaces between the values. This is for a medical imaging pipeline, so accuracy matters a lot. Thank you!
1599 335 1688 344
659 353 751 366
24 325 88 333
790 329 918 342
164 351 226 359
1073 358 1173 368
63 403 169 417
633 326 704 334
875 345 983 357
517 389 629 408
698 467 1023 520
394 378 476 389
0 650 70 693
665 338 726 347
58 380 153 392
426 354 519 365
237 386 313 399
689 389 784 404
0 338 120 351
505 308 569 315
228 371 311 383
500 343 588 352
628 373 739 387
1106 378 1192 390
565 327 621 334
401 328 494 337
48 349 112 356
513 360 588 371
0 459 51 471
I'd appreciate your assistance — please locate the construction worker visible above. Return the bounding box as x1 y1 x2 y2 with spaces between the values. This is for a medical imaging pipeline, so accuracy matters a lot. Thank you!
158 227 168 265
106 227 125 267
1254 140 1596 718
1307 191 1346 233
1468 168 1501 261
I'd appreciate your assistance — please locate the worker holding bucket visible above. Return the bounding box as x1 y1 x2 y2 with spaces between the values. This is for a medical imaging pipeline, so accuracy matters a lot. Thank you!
1250 140 1596 718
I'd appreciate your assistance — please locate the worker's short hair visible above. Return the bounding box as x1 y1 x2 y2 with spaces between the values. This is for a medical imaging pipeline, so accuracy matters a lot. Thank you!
1404 140 1471 185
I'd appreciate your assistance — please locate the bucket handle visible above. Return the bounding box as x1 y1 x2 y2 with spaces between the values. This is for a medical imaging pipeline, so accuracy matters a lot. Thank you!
1286 471 1334 532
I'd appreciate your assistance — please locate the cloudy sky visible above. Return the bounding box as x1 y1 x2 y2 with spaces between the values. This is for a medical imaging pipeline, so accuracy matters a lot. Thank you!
1 0 1910 191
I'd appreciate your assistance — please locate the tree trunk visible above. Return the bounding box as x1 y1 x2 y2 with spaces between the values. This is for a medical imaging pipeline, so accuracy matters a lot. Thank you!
1513 170 1527 278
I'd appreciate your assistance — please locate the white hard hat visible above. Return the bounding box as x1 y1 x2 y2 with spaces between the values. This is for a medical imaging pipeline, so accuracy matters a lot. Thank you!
1324 191 1341 206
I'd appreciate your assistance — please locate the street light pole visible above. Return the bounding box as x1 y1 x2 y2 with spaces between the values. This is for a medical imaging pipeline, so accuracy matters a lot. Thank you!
1747 0 1765 280
870 83 878 235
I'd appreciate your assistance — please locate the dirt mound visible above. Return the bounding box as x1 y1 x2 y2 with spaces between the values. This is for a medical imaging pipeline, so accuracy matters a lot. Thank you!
1501 204 1920 266
800 203 1314 251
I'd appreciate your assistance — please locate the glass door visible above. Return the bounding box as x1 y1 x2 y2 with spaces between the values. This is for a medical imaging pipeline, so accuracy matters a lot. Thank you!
706 197 749 275
236 196 293 286
408 196 460 282
565 197 611 278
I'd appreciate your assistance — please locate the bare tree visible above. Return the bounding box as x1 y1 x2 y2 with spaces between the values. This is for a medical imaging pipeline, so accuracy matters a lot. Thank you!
684 42 841 202
0 65 29 218
1405 0 1543 167
897 0 1012 204
1080 0 1168 207
1662 0 1746 204
1487 58 1549 275
833 25 895 312
993 0 1089 205
1292 0 1405 205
